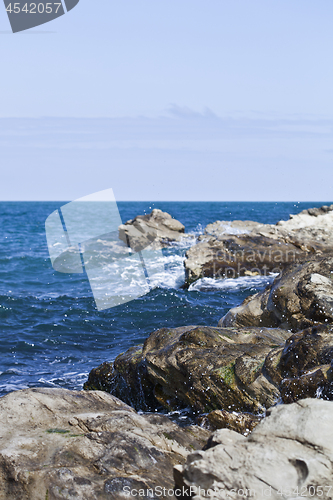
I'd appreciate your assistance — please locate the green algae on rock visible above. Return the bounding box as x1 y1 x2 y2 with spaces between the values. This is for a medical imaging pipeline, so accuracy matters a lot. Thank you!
85 325 292 414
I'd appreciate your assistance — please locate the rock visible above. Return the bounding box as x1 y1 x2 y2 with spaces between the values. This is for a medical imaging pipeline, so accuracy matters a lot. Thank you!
198 409 261 436
85 325 292 415
184 204 333 286
118 209 187 251
85 322 333 419
219 255 333 331
175 398 333 500
184 233 301 286
265 324 333 404
280 365 331 403
0 387 210 500
83 346 158 411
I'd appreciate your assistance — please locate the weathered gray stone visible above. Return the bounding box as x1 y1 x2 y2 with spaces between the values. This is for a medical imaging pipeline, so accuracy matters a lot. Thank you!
118 209 188 251
0 387 210 500
175 398 333 500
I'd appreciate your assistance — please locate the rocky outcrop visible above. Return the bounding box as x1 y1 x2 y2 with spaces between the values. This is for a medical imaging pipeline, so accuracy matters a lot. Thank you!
174 398 333 500
84 325 292 415
0 387 210 500
184 204 333 285
220 255 333 331
85 321 333 418
118 209 188 251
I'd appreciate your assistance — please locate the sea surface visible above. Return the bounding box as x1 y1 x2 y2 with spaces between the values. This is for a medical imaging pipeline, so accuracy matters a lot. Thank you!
0 201 330 399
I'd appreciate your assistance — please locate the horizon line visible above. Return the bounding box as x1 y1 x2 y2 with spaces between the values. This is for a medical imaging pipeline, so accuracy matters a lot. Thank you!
0 200 331 204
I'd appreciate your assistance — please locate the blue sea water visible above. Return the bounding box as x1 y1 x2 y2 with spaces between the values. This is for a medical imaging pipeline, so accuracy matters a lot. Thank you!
0 201 330 397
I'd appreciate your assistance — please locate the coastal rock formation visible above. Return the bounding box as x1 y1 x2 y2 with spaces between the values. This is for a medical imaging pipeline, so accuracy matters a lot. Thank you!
174 398 333 500
184 204 333 286
85 321 333 416
118 208 187 251
84 325 292 415
0 387 210 500
220 255 333 331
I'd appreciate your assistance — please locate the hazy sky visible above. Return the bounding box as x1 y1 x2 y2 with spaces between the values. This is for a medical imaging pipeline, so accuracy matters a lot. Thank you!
0 0 332 200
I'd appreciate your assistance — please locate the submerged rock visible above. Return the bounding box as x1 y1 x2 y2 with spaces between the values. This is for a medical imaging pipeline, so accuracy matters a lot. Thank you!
0 387 210 500
184 204 333 286
85 325 292 415
118 208 188 251
219 255 333 331
174 398 333 499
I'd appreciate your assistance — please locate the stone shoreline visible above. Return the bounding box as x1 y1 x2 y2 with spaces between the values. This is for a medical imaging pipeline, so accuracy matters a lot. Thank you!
2 204 333 498
86 204 333 422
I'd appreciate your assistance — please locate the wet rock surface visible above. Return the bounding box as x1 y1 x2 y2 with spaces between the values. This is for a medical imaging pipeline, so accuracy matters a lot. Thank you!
265 324 333 403
118 209 188 251
85 325 292 415
175 398 333 500
198 409 261 435
220 255 333 331
85 322 333 415
184 204 333 286
0 387 210 500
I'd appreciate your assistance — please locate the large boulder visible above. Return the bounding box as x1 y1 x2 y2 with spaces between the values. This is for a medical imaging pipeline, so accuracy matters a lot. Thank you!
84 325 292 415
184 204 333 286
220 255 333 332
118 209 187 251
0 387 209 500
174 398 333 500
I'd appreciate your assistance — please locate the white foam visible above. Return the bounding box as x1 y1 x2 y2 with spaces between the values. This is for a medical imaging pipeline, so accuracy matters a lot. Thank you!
167 234 197 249
212 223 251 235
188 273 278 292
193 224 205 236
84 236 194 299
148 253 185 289
0 383 29 393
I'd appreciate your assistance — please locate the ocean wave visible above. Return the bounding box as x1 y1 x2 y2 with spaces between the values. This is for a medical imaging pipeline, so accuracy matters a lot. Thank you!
149 254 185 289
37 371 89 389
0 382 29 393
83 248 188 299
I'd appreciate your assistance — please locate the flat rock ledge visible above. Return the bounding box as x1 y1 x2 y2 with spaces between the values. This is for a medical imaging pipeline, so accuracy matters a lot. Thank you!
184 204 333 286
0 387 210 500
175 398 333 500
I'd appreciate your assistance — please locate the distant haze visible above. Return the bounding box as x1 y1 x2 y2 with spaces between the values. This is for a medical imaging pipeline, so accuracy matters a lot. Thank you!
0 114 332 201
0 0 332 201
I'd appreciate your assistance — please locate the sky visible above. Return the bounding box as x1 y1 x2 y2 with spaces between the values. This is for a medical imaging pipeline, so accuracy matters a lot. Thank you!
0 0 333 201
